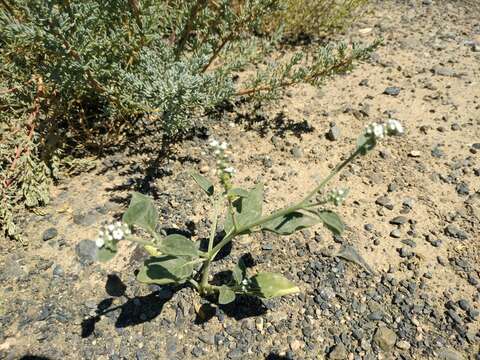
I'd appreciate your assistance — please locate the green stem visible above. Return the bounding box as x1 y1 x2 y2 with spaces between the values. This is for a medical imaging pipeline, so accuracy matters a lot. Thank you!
199 198 221 293
209 146 363 259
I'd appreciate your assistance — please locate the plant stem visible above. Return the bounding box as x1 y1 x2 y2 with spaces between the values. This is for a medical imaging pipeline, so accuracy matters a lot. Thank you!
209 146 364 259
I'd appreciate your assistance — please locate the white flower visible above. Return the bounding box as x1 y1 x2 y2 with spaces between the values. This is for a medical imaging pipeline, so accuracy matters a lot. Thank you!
373 124 385 139
219 142 228 150
95 237 105 248
107 224 115 231
112 229 124 240
386 119 404 135
209 139 220 148
224 166 235 174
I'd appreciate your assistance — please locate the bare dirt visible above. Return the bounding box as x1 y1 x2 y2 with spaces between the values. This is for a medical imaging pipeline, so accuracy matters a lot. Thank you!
1 1 479 359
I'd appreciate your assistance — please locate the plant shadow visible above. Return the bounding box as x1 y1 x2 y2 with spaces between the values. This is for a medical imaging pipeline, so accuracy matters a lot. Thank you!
80 274 177 338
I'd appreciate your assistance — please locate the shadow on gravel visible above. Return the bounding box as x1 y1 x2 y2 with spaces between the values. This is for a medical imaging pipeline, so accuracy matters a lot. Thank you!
265 354 291 360
81 274 176 338
235 111 314 138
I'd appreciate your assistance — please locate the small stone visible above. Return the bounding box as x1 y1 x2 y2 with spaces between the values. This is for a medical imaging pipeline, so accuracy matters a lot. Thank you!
456 182 469 196
329 343 347 360
73 211 97 227
376 196 394 210
396 340 411 350
451 123 461 131
42 227 58 241
422 0 432 4
373 327 397 351
326 124 341 141
390 216 407 225
390 229 401 238
409 150 421 158
437 348 465 360
291 146 303 159
199 165 209 174
458 299 470 311
445 225 468 240
384 86 401 96
431 147 444 158
75 239 98 264
431 65 455 77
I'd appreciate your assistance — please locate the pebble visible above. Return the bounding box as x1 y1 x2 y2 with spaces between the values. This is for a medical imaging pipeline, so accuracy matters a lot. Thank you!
75 239 98 264
291 146 303 159
373 327 397 351
376 196 394 210
390 229 401 238
390 216 407 225
384 86 401 96
329 343 347 359
444 225 468 240
42 227 58 241
409 150 421 158
396 340 411 350
326 123 341 141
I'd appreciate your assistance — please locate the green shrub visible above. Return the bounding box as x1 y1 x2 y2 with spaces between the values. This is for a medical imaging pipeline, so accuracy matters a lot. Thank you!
269 0 369 36
0 0 378 239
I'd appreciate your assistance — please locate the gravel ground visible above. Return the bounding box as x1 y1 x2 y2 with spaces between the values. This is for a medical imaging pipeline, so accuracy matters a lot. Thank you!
1 0 479 359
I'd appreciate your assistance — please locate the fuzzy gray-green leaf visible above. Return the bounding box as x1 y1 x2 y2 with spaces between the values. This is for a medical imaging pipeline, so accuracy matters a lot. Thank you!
218 286 236 305
158 234 199 257
191 172 214 196
225 183 263 233
262 211 320 235
122 192 158 234
232 258 246 284
249 272 299 299
318 210 344 235
97 247 116 262
136 256 193 285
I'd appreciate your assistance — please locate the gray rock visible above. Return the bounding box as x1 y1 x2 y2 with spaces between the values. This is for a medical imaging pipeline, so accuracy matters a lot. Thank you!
437 348 465 360
373 327 397 351
432 65 455 77
455 182 469 196
291 146 303 159
75 239 98 264
390 216 407 225
329 343 347 359
445 225 468 240
384 86 401 96
73 211 97 227
390 229 401 238
42 227 58 241
326 124 341 141
376 196 394 210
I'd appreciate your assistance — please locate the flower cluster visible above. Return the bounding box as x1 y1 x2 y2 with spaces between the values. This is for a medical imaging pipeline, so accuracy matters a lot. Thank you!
209 138 235 176
328 188 349 206
365 119 404 140
96 221 131 248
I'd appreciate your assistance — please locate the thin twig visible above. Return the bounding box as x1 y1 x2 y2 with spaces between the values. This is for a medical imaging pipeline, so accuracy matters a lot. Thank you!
174 0 208 58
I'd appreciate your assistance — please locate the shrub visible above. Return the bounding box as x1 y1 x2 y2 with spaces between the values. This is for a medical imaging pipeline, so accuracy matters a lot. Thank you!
0 0 378 239
268 0 369 37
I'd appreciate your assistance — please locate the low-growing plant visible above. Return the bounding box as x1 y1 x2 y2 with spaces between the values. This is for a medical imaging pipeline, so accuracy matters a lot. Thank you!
95 120 403 304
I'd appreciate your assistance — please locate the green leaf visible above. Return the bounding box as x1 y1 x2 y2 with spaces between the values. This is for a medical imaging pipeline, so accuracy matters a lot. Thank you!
248 272 299 299
218 286 236 305
232 258 246 284
357 133 376 155
97 247 116 262
158 234 199 257
318 210 344 235
225 183 263 233
191 172 214 196
262 211 320 235
227 188 249 198
122 192 158 234
136 256 194 285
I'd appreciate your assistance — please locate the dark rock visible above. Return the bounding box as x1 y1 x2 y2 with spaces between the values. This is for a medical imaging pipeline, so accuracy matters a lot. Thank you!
390 216 408 225
75 240 98 264
455 182 469 196
445 225 468 240
384 86 401 96
376 196 394 210
42 227 58 241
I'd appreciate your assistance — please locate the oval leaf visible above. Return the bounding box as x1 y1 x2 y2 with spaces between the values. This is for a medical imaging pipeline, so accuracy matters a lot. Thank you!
227 188 249 198
225 183 263 232
136 256 194 285
232 258 246 284
191 172 214 196
218 286 236 305
97 247 116 262
262 211 320 235
122 192 158 234
357 134 376 155
158 234 199 257
318 210 344 235
249 272 299 299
